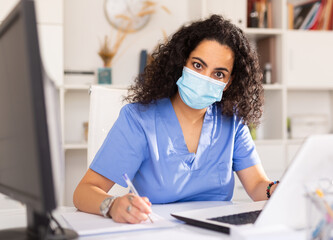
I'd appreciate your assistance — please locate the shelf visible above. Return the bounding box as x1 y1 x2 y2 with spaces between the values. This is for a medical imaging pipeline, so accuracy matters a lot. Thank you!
287 84 333 91
245 28 283 34
64 143 88 150
286 138 306 145
101 84 129 89
286 30 333 34
61 84 129 91
244 28 283 40
62 84 91 90
254 139 284 145
263 84 283 90
254 138 315 146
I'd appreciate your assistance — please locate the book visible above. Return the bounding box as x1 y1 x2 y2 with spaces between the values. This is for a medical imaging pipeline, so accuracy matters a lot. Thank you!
323 0 333 29
317 0 327 29
329 2 333 29
329 0 333 29
300 2 321 29
266 0 273 28
293 1 320 29
257 0 267 28
288 3 295 29
309 2 324 29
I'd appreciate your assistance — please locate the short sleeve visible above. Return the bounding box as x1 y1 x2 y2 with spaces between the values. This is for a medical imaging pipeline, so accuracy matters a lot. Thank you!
232 121 261 172
89 104 148 187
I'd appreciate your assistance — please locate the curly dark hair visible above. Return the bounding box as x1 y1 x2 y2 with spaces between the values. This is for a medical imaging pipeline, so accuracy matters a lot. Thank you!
125 14 264 127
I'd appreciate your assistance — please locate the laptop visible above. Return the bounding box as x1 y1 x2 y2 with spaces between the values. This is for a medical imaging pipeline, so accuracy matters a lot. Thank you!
171 134 333 234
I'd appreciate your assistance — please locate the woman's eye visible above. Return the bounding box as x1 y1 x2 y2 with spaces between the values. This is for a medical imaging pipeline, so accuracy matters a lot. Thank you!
215 72 225 79
193 62 202 69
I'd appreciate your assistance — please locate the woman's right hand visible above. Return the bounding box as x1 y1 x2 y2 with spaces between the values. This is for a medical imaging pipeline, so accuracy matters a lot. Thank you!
109 193 152 224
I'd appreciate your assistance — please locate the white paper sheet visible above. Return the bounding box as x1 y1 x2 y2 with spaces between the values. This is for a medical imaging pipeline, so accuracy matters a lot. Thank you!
61 211 177 236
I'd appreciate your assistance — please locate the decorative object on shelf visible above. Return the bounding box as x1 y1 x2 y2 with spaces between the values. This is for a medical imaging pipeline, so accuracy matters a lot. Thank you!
104 0 171 33
97 34 127 84
139 49 148 75
139 30 169 78
287 117 291 139
249 1 259 28
98 67 112 84
100 0 171 84
249 123 264 141
257 36 276 84
98 35 125 68
83 121 89 142
290 114 330 139
249 123 257 140
247 0 272 28
263 63 272 84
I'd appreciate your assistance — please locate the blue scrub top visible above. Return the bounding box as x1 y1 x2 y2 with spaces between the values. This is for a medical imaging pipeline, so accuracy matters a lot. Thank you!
90 98 260 203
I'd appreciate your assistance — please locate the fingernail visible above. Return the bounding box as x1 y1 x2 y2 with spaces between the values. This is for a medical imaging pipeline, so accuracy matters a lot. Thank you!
143 207 152 213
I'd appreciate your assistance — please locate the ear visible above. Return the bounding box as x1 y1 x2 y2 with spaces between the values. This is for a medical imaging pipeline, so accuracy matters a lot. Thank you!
224 76 233 91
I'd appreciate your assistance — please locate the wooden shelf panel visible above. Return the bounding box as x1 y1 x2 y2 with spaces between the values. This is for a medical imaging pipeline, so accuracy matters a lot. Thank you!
64 143 88 150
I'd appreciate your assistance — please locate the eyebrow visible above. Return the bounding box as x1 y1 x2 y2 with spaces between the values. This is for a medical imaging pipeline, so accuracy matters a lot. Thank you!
192 57 230 73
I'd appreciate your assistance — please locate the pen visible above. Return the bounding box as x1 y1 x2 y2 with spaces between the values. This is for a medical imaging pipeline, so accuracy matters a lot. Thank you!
122 173 154 223
315 189 333 218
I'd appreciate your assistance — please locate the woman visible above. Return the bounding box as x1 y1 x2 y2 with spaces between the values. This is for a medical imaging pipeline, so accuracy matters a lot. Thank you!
73 15 279 224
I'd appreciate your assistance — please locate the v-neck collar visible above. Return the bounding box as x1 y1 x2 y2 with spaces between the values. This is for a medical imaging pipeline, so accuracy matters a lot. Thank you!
157 98 215 169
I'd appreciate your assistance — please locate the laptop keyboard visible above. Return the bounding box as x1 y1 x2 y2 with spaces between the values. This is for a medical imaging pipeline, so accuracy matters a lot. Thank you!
207 210 262 225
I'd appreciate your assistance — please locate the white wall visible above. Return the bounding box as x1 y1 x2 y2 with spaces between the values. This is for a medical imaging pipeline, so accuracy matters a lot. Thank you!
64 0 191 86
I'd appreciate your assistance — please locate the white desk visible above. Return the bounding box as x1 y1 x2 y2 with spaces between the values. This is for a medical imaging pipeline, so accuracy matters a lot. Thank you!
0 199 231 240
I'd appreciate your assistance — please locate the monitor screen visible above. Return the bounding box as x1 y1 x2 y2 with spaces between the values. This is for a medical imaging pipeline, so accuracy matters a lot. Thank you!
0 0 54 212
0 0 77 239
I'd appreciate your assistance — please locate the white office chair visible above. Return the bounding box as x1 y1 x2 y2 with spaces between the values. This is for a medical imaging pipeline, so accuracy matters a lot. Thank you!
87 85 129 196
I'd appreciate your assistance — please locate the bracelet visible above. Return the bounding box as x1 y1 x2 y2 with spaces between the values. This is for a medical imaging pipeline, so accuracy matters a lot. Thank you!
266 181 280 199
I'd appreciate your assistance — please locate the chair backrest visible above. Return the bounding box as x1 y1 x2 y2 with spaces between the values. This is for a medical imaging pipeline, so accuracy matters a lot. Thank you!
87 85 128 167
87 85 129 195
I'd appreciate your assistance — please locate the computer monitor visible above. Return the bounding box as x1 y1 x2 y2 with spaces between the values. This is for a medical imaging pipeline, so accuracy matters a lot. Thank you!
0 0 77 239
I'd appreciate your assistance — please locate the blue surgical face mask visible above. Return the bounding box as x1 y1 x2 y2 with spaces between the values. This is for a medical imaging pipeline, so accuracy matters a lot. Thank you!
176 67 227 109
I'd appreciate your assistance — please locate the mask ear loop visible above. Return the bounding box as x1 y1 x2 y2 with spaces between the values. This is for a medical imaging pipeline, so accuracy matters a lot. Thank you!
224 76 232 91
